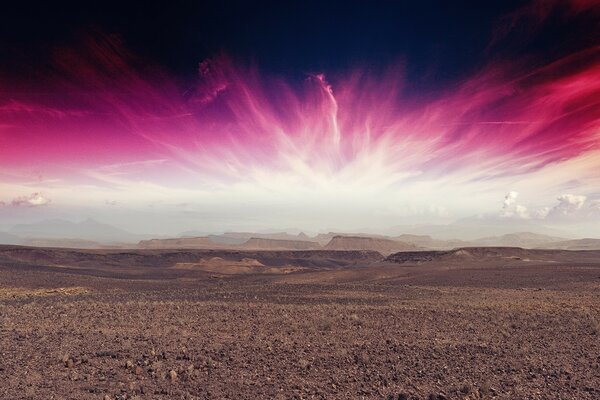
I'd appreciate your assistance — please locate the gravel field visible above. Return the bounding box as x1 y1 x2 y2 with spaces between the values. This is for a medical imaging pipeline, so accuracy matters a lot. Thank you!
0 246 599 399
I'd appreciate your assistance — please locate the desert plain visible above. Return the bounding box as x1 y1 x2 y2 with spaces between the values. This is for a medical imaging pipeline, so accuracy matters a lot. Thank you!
0 245 599 399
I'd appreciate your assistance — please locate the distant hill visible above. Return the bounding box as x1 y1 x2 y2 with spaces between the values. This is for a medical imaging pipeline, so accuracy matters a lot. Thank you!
178 230 212 237
0 231 21 245
474 232 566 248
19 238 102 249
204 232 317 245
395 234 433 244
540 238 600 250
138 237 222 249
241 238 322 250
393 232 567 250
313 233 338 245
391 220 570 240
394 234 469 250
9 218 144 243
314 232 391 246
324 236 419 254
140 236 322 250
207 234 248 245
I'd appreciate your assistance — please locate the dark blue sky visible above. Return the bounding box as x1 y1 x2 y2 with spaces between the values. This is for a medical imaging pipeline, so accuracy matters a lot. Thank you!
0 1 596 93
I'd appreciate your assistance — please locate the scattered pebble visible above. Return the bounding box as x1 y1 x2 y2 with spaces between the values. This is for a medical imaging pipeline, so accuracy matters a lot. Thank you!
169 369 177 382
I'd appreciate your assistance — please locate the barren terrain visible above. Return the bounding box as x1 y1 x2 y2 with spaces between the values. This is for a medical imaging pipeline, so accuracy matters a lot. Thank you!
0 245 599 399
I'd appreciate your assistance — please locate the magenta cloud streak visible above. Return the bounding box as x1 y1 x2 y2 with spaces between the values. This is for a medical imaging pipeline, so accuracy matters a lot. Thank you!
0 36 599 188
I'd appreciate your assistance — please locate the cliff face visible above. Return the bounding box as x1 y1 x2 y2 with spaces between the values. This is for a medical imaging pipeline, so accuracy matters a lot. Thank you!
241 238 322 250
138 237 220 249
324 236 419 254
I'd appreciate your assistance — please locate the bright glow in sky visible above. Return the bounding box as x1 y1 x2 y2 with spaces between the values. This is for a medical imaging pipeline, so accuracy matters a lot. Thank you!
1 17 599 236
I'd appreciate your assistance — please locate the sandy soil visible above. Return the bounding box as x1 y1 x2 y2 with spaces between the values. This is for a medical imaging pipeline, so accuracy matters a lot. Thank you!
0 245 599 399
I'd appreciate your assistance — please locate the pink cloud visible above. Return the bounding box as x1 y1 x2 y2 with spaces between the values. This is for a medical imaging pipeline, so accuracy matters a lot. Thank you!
11 193 51 207
0 32 598 187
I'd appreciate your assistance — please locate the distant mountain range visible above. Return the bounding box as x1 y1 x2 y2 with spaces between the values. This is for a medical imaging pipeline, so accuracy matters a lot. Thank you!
2 218 600 252
537 238 600 250
0 231 20 245
136 231 598 253
390 218 570 240
4 218 154 245
473 232 565 248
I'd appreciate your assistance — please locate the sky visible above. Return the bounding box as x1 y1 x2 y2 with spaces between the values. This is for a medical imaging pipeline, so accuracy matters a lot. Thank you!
0 0 599 237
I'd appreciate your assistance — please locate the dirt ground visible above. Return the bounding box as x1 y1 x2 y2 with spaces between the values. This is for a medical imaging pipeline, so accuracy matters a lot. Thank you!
0 246 599 399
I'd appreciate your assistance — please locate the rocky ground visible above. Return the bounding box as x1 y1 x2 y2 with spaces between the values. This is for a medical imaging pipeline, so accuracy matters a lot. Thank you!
0 246 599 399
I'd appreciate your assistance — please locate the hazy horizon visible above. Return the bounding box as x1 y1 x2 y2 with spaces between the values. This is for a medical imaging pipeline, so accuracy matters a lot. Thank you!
1 212 598 243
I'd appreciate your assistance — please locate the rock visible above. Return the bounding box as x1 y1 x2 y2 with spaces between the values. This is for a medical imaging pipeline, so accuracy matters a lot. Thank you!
126 360 134 369
169 369 177 382
62 353 72 367
151 361 163 372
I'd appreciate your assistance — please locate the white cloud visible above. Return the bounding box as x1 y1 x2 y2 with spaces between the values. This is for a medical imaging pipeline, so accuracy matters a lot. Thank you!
515 204 530 219
532 207 550 219
11 192 51 207
503 191 519 207
588 200 600 210
498 192 592 221
550 194 587 216
500 191 522 217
